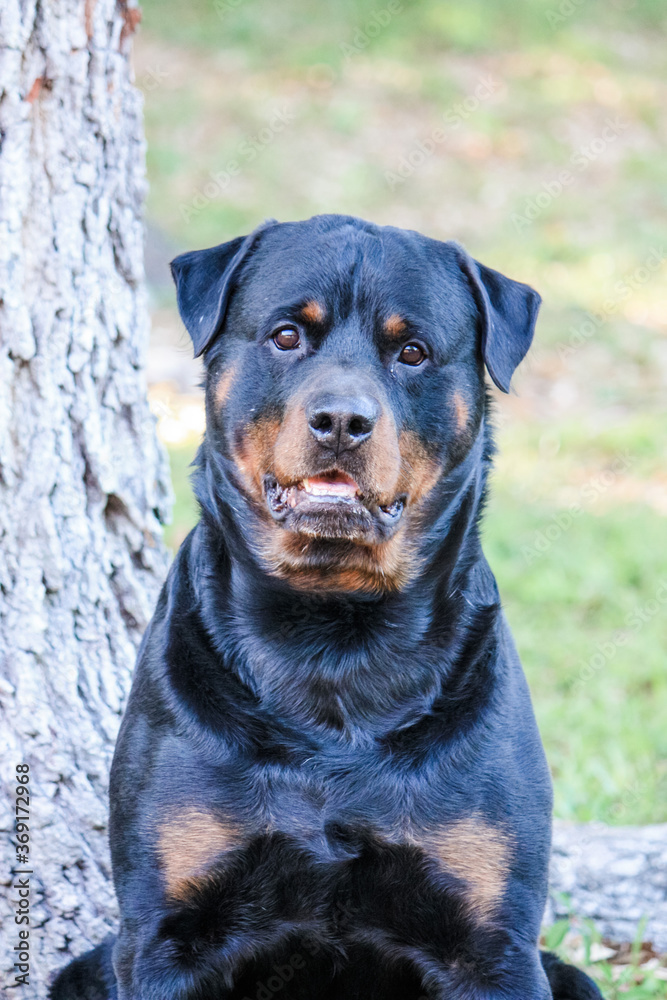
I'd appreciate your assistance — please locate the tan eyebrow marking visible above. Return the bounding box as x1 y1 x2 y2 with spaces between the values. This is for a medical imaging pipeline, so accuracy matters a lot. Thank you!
300 300 326 323
384 314 407 338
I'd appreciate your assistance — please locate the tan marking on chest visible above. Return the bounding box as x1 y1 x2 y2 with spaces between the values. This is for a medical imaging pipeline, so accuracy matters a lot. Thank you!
157 809 243 900
301 300 326 323
424 818 512 918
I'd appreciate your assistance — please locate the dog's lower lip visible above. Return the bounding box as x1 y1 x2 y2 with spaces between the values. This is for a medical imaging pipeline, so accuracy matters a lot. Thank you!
378 496 406 520
263 475 406 531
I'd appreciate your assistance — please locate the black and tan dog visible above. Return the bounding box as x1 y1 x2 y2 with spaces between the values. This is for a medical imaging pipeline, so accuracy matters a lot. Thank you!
51 215 603 1000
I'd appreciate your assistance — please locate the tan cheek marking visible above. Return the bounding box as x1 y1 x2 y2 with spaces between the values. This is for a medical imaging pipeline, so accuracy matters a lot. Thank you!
273 404 313 483
256 520 422 595
233 417 282 498
424 819 511 919
364 411 402 501
366 526 422 592
246 402 420 594
397 430 442 505
384 314 407 338
157 809 243 900
215 366 237 407
453 391 469 433
260 413 424 594
301 300 326 323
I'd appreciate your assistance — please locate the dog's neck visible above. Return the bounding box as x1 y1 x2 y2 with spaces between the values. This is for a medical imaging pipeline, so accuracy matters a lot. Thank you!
192 418 500 733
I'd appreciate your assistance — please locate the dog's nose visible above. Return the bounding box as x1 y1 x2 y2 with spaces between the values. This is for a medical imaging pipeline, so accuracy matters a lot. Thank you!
306 393 380 454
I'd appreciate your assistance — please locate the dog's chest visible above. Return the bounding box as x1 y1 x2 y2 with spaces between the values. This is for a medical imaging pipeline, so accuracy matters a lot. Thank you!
223 737 423 846
154 734 454 903
154 735 517 935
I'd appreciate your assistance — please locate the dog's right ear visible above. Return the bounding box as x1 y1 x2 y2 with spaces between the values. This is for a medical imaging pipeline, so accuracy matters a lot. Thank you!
170 220 275 357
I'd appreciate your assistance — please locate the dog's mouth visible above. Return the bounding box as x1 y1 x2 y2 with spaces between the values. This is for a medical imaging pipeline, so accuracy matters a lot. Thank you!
264 471 405 540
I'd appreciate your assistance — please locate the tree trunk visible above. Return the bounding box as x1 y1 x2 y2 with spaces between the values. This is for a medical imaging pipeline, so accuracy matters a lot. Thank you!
0 2 170 994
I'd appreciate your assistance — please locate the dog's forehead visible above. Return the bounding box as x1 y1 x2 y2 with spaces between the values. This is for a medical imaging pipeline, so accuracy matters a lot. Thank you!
238 220 474 327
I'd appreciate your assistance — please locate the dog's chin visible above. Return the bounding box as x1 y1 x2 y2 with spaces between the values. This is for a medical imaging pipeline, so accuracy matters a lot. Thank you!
263 472 405 543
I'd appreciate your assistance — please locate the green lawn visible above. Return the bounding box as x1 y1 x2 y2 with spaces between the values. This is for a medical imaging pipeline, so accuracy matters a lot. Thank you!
145 0 667 826
139 0 667 979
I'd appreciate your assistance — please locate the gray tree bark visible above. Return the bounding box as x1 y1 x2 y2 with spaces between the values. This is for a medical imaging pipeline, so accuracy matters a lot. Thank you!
0 2 170 995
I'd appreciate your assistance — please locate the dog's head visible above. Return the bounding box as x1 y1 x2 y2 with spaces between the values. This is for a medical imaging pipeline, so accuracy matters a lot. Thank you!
171 215 539 594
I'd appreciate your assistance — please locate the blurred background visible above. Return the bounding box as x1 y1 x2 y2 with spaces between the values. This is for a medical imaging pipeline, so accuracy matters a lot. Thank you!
134 0 666 827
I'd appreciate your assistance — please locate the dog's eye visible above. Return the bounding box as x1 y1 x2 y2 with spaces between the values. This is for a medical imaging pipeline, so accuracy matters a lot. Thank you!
272 327 301 350
398 343 426 366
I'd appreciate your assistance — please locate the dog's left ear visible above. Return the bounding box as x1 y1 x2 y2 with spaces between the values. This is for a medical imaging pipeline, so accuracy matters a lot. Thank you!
170 219 276 357
458 251 541 393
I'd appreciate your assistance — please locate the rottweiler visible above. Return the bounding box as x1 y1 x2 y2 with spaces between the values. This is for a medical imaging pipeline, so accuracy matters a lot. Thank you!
51 215 604 1000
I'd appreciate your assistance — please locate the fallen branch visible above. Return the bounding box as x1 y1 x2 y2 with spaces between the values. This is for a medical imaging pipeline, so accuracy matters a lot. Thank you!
548 821 667 951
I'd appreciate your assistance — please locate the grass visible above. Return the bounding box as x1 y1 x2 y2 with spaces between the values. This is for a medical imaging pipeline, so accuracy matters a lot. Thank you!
544 909 667 997
487 500 667 825
136 0 667 272
139 0 667 962
165 442 200 545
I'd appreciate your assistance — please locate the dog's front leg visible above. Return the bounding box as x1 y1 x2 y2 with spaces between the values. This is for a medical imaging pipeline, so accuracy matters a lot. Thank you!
339 839 553 1000
426 941 553 1000
112 918 241 1000
375 935 552 1000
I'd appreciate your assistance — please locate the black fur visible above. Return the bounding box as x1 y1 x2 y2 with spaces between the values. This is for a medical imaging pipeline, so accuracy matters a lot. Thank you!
50 215 603 1000
540 952 606 1000
49 936 117 1000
